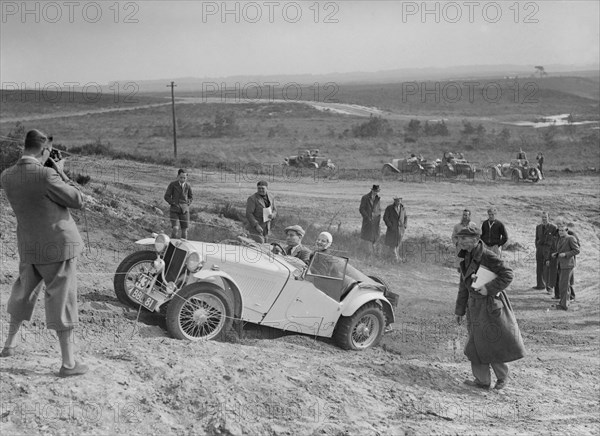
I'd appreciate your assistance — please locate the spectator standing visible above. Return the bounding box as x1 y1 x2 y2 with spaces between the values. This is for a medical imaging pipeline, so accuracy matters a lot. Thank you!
536 152 545 177
0 130 88 377
481 208 508 257
550 223 580 310
246 180 276 243
359 185 382 254
164 169 193 239
534 212 557 292
383 196 408 262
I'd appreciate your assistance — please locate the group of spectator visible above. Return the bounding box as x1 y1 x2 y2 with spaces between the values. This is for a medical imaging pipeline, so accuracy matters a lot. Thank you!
534 212 580 311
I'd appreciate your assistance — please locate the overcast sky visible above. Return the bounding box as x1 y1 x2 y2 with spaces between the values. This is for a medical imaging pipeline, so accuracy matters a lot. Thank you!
1 0 598 86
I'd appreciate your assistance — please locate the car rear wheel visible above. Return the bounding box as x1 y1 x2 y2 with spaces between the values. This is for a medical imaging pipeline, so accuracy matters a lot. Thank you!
114 250 157 309
166 284 233 341
334 302 385 350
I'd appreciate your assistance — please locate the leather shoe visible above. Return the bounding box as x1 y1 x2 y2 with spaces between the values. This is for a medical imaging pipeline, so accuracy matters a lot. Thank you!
463 379 490 389
494 379 507 390
58 361 89 378
0 347 16 358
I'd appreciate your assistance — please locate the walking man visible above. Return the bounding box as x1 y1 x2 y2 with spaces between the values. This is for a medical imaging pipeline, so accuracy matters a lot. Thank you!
359 185 382 254
534 212 557 292
481 207 508 257
454 224 525 390
246 180 276 243
383 196 408 262
164 168 193 239
1 130 88 377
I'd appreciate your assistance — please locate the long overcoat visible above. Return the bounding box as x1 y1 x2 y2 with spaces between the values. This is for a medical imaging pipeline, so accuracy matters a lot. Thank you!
455 241 526 364
359 192 381 243
383 203 407 247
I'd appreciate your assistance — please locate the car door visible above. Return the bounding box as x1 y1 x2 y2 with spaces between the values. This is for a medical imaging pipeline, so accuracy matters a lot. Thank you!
261 253 349 338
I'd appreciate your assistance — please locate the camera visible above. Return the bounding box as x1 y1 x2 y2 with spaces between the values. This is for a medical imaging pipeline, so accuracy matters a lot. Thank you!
44 149 63 168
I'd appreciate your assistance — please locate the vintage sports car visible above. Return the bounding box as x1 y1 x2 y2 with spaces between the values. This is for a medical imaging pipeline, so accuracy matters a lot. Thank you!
283 149 335 170
438 151 476 178
114 235 396 350
382 154 438 176
492 150 542 183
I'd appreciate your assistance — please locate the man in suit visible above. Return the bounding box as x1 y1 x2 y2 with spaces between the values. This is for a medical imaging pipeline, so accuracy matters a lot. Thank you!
359 185 382 254
0 129 88 377
246 180 276 243
551 224 580 310
164 168 193 239
383 196 408 262
481 207 508 258
534 212 557 292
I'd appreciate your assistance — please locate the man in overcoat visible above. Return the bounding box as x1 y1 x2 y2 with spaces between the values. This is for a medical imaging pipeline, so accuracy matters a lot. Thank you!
534 212 557 292
246 180 277 243
383 196 407 261
359 185 382 253
454 224 526 390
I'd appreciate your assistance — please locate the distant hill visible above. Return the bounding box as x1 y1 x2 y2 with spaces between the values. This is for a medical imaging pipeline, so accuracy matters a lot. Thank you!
110 64 599 93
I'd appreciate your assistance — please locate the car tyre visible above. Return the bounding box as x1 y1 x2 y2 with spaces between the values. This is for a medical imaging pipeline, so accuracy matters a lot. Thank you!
166 283 233 341
333 302 385 350
114 250 157 309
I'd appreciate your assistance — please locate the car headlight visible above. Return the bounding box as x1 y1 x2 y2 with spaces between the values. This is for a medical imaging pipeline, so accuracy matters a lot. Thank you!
154 234 170 253
186 251 203 272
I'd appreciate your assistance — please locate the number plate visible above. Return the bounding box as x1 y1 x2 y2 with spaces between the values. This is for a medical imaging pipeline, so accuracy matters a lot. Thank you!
130 276 158 311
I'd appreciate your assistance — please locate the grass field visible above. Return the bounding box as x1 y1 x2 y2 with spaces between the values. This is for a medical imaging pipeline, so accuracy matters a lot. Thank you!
1 76 599 172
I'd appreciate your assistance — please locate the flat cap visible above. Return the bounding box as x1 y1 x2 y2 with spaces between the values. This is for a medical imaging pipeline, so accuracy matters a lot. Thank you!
285 225 305 237
257 180 268 187
456 224 482 237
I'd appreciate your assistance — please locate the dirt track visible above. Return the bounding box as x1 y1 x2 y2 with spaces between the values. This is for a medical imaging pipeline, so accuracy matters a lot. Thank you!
1 157 599 435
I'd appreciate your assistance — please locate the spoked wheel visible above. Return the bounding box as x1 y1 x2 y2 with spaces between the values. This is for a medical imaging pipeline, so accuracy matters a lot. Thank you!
334 302 385 350
166 284 233 341
113 250 157 309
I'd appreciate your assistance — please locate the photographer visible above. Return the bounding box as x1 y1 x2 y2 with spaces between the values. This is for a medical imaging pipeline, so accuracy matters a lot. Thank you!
0 129 88 377
164 168 193 239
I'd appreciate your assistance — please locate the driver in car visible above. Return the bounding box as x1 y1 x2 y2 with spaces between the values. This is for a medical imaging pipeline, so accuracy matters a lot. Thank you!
279 225 311 265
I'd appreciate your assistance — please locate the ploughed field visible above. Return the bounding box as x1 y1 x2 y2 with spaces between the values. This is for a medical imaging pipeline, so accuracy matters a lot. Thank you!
1 155 598 435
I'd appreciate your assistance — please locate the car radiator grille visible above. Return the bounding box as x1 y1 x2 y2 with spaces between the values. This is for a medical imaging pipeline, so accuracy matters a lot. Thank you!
163 243 187 283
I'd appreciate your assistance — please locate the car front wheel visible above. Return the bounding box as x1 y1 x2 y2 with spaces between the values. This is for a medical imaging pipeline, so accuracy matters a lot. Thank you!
334 302 385 350
166 284 233 341
114 250 157 309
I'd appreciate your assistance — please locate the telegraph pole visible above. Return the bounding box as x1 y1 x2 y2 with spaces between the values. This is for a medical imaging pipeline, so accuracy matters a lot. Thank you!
167 81 177 159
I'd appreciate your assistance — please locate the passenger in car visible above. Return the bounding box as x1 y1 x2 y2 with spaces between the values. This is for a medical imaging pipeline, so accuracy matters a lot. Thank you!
283 225 311 265
308 232 344 278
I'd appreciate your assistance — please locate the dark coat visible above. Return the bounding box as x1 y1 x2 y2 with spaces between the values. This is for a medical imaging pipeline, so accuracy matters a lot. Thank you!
164 180 193 214
359 192 381 243
481 219 508 247
455 241 526 364
383 203 407 247
535 223 557 260
246 192 277 235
